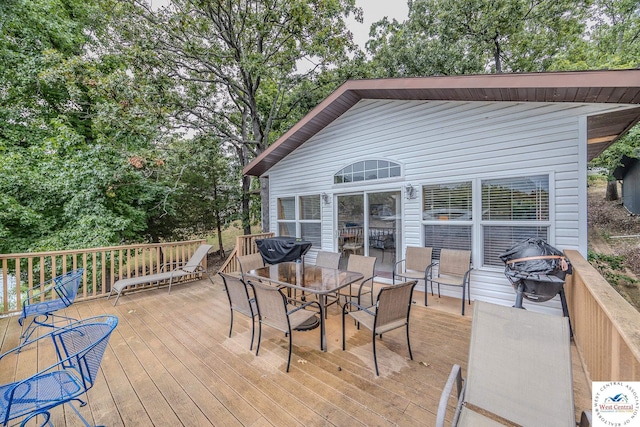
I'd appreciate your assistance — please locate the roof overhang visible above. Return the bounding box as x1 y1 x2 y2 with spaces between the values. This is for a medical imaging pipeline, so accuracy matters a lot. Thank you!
244 70 640 177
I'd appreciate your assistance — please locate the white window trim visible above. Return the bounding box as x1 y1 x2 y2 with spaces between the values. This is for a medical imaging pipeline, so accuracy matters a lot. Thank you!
276 195 323 245
420 172 555 271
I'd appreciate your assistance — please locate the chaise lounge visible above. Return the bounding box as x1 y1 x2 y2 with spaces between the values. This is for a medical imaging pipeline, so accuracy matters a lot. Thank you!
108 244 213 305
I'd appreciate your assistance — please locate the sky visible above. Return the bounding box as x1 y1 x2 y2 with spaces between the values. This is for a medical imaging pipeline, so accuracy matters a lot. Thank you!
349 0 409 49
148 0 410 50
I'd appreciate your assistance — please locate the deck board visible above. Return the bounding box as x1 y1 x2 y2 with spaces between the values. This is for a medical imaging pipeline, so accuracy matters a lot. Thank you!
0 276 591 426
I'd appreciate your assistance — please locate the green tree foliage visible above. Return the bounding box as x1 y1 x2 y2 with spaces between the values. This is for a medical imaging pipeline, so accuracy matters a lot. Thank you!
0 0 175 252
367 0 589 76
552 0 640 200
152 134 242 258
106 0 362 233
553 0 640 70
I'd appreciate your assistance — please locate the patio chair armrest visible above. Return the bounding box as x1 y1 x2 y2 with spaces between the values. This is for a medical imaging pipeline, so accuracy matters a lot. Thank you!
22 278 58 305
393 258 406 271
356 275 376 297
160 260 185 272
425 261 438 278
342 301 375 316
361 275 375 286
436 364 465 427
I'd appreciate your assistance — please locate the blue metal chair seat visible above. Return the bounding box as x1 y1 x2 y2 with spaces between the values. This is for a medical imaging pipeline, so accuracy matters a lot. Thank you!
18 269 84 342
0 315 118 426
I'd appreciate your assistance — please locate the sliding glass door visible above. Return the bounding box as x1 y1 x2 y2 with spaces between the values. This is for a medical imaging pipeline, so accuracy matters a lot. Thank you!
335 191 401 277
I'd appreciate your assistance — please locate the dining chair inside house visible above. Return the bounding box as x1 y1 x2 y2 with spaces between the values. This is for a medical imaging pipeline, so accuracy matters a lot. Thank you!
425 249 473 315
341 227 364 257
393 246 433 286
237 252 266 279
249 280 323 372
341 280 418 376
219 272 259 350
337 254 376 307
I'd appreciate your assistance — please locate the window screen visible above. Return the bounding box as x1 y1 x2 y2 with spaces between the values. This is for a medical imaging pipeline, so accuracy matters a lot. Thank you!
424 225 473 260
300 195 320 220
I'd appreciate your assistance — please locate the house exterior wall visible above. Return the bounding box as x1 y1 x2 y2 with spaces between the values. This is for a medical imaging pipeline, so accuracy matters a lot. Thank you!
622 160 640 215
264 99 623 314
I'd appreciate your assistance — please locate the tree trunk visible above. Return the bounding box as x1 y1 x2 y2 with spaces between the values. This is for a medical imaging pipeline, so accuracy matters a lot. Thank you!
605 179 619 201
241 174 251 235
493 35 502 73
260 176 269 233
213 184 225 259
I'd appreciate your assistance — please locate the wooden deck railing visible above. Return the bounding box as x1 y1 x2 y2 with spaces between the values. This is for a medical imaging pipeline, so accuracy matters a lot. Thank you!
564 249 640 381
217 232 274 275
0 240 206 315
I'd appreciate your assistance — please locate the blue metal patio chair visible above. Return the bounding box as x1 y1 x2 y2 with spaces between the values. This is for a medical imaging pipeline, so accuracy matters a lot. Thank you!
0 315 118 427
18 268 85 343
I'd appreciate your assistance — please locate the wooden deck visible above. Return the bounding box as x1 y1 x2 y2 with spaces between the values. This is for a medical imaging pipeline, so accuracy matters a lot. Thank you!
0 277 592 426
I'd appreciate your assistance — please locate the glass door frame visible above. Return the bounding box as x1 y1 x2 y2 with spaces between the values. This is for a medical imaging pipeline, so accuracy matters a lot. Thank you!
334 190 402 277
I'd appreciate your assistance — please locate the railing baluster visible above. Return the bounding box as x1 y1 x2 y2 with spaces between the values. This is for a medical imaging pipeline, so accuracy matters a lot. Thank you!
0 240 206 314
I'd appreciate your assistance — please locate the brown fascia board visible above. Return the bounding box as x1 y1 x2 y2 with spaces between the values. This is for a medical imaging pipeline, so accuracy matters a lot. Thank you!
243 70 640 177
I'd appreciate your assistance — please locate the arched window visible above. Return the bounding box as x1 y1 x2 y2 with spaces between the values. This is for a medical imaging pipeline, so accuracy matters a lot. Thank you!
334 160 401 184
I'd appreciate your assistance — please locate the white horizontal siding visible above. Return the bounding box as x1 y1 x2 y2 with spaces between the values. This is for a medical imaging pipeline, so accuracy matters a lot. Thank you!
266 99 625 314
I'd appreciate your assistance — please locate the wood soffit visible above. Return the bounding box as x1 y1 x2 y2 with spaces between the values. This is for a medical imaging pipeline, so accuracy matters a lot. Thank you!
244 70 640 177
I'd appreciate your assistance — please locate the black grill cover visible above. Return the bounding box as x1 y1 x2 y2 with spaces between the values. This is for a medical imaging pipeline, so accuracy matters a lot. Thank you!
256 236 312 264
499 238 572 303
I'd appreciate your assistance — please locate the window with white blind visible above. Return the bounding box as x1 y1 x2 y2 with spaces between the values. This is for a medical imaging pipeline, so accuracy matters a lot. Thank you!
421 175 550 267
422 182 473 259
481 175 550 267
276 195 322 247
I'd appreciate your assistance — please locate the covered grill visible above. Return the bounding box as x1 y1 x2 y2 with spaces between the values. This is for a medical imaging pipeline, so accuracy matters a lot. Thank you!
256 236 312 264
499 238 573 334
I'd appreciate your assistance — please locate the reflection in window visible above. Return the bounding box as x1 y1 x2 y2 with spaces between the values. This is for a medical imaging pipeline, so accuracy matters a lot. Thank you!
421 175 551 268
335 160 401 184
482 176 549 221
422 182 473 259
423 182 472 221
277 197 295 220
276 195 321 247
481 175 550 267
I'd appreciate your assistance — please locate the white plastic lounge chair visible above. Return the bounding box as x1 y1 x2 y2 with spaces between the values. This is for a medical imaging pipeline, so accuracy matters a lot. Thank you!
108 244 213 305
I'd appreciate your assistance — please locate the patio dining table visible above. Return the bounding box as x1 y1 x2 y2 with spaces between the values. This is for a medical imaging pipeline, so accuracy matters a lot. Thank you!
245 262 364 351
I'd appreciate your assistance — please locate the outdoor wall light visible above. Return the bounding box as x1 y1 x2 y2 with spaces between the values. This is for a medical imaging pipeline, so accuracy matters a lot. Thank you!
405 184 417 200
321 192 331 205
